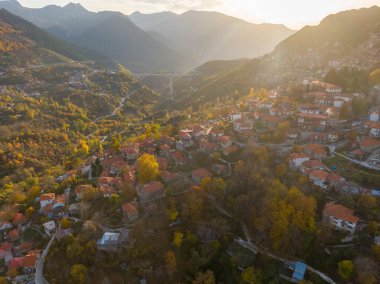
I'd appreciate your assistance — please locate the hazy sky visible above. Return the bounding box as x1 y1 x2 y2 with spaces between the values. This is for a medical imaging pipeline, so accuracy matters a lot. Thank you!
16 0 380 28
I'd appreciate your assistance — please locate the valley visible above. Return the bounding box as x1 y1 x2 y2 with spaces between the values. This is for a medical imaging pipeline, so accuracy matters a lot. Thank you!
0 2 380 284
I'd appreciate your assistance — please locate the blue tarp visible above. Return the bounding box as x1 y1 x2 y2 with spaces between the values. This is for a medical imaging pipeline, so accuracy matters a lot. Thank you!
292 261 307 281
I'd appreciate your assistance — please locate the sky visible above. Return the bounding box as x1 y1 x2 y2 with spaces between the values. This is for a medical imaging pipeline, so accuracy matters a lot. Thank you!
16 0 380 29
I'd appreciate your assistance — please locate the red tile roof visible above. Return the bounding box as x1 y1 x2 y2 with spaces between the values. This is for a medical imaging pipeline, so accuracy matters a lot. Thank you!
298 113 327 120
219 136 232 143
122 147 139 155
160 144 171 151
98 185 117 195
161 171 179 182
122 202 138 215
309 170 329 180
200 140 218 150
142 181 164 194
223 145 239 155
17 242 33 253
23 253 38 268
40 193 55 201
327 174 343 183
361 137 380 147
302 160 324 168
192 168 212 179
8 257 24 270
323 203 359 223
1 242 12 252
13 213 26 225
170 150 186 162
179 130 192 140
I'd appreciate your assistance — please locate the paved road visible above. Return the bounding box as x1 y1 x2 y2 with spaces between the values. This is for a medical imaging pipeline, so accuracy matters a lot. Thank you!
333 151 380 171
35 235 55 284
86 88 141 144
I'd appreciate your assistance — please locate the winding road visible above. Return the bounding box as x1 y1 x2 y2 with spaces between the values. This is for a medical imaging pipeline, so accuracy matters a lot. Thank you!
333 151 380 171
35 236 55 284
204 194 336 284
87 88 141 141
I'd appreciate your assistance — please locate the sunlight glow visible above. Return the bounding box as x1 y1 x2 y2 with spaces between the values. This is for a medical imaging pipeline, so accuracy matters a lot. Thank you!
17 0 380 28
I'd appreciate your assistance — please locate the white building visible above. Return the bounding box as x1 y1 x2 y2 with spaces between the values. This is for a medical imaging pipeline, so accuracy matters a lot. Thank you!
43 221 56 236
289 153 310 168
323 203 359 234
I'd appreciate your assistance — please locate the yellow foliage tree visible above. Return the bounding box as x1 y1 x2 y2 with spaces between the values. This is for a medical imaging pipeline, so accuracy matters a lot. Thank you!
80 140 89 155
172 231 184 248
168 208 179 221
61 217 72 229
27 185 41 200
136 153 159 184
70 264 87 284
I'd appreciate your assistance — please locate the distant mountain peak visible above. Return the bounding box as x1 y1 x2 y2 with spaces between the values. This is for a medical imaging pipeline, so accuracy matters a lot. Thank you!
130 10 177 16
0 0 22 8
63 2 87 12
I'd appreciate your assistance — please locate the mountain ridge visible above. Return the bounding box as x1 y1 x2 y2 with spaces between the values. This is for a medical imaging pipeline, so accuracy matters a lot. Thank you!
0 8 111 67
0 1 296 72
167 6 380 109
0 0 195 73
130 9 296 62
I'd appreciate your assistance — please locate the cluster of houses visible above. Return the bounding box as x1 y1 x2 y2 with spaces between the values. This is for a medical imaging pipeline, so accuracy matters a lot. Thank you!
2 78 378 281
0 210 41 281
66 124 238 250
0 187 76 281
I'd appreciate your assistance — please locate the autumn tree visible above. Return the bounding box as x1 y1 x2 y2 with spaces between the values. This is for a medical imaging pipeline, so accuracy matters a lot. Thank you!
354 256 379 284
165 250 177 275
168 208 179 221
352 96 369 116
252 181 317 253
173 231 184 248
91 157 103 178
192 270 216 284
200 177 226 191
275 164 287 178
111 134 122 152
241 266 261 284
80 140 89 155
292 145 303 153
273 121 290 143
60 217 72 229
70 264 87 284
369 68 380 85
136 153 159 184
27 185 40 200
356 194 378 220
66 239 84 259
372 245 380 261
338 260 353 280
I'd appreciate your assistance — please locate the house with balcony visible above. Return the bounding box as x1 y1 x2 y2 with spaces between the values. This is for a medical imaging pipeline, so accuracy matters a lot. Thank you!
323 203 359 234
